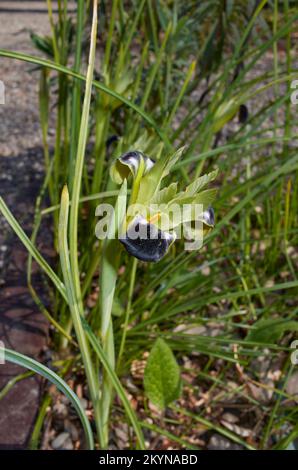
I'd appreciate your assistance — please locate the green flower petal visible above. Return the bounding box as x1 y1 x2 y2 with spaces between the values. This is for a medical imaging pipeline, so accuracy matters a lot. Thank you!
110 151 154 184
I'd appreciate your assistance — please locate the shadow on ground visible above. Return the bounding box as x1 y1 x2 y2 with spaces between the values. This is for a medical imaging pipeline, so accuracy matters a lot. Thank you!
0 147 52 448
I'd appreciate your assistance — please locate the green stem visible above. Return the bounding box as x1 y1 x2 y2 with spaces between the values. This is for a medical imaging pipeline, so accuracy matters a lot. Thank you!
69 0 85 191
261 359 294 448
69 0 98 310
91 109 110 194
59 185 103 446
103 0 119 74
46 0 59 62
99 181 127 448
0 48 171 148
29 394 52 449
117 258 138 371
0 371 33 401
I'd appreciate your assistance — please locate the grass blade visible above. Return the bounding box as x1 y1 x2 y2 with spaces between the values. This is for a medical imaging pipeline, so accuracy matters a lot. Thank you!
0 196 67 301
0 48 169 146
82 318 146 450
1 347 94 450
58 184 103 446
69 0 98 309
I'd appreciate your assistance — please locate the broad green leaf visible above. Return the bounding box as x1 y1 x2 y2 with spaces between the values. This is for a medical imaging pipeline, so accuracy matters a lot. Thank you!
193 188 218 207
151 182 178 205
163 146 186 178
150 201 215 232
169 188 217 211
246 318 298 343
153 189 217 230
144 338 181 410
137 147 185 205
183 169 218 198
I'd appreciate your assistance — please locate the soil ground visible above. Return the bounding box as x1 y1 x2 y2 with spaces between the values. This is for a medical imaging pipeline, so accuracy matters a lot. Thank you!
0 1 57 449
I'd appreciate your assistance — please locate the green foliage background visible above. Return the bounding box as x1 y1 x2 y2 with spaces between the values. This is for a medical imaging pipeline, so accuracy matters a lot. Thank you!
0 0 298 450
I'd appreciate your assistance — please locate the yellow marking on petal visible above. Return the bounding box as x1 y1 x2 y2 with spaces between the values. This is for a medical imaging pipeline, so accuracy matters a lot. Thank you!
148 213 161 224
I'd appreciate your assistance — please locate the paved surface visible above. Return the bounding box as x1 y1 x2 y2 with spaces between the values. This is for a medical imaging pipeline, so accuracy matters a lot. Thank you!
0 1 57 449
0 1 54 157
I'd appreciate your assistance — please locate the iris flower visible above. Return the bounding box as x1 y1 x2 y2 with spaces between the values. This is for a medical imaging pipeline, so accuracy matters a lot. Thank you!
110 149 217 262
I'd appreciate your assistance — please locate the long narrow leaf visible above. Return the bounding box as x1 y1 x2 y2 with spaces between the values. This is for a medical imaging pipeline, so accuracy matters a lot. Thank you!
82 318 146 450
1 347 94 450
0 48 169 147
0 196 67 301
59 184 103 446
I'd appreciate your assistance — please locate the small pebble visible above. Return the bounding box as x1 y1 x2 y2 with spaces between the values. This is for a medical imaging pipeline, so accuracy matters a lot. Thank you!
51 432 70 450
79 398 88 409
64 419 79 441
